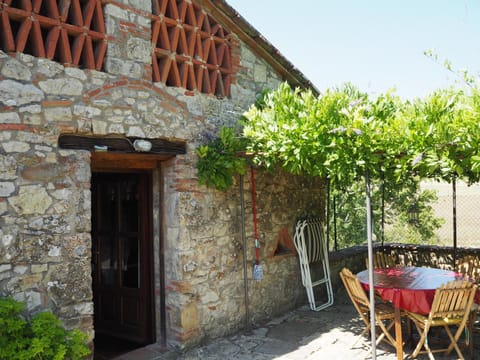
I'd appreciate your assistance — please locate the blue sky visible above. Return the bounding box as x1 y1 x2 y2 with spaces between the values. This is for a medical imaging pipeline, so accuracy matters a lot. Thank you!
226 0 480 100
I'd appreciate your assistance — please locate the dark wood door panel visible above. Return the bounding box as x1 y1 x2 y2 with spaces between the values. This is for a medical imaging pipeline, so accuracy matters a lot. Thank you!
92 172 153 345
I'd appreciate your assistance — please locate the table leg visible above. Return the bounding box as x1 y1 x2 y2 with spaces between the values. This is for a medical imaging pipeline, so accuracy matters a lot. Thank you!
395 306 403 360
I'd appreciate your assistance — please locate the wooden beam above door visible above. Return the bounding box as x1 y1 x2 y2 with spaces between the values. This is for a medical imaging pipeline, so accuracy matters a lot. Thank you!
58 133 186 155
91 152 173 170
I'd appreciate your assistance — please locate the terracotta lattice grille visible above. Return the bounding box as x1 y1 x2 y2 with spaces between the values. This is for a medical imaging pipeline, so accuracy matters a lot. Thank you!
152 0 233 97
0 0 107 70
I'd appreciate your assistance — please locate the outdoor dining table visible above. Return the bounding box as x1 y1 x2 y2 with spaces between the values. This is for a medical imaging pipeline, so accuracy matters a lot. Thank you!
356 266 464 360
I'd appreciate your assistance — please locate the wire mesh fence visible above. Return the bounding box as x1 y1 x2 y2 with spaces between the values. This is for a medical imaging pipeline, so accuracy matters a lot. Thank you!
421 180 480 248
326 179 480 251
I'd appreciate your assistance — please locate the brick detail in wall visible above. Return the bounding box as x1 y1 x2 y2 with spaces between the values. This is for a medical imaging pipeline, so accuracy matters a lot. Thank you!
152 0 233 97
0 0 107 71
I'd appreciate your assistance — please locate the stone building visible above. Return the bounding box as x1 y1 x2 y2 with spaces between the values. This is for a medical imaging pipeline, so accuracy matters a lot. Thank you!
0 0 324 354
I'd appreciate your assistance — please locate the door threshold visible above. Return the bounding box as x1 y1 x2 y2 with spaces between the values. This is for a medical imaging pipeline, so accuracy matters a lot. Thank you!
94 334 143 360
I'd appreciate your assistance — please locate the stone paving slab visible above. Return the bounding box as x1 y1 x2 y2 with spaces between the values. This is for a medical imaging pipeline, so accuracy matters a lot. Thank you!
114 299 479 360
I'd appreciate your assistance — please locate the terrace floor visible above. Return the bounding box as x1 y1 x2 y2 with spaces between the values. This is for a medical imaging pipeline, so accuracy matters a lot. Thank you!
110 291 479 360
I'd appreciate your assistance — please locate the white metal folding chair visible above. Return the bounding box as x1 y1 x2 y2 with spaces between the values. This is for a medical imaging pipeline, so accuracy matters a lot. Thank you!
293 218 334 311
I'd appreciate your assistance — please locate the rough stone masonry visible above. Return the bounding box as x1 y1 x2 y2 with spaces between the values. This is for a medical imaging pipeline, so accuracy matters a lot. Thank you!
0 0 324 351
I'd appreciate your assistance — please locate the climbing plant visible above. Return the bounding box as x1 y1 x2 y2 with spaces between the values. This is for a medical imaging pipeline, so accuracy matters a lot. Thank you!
196 126 248 191
404 88 480 183
195 63 480 249
196 80 480 191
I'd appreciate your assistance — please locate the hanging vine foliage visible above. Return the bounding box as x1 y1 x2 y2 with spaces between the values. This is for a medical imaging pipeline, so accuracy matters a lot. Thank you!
196 127 248 191
196 80 480 191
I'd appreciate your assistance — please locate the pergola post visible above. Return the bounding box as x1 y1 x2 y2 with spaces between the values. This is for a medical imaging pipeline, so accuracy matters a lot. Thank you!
366 170 377 359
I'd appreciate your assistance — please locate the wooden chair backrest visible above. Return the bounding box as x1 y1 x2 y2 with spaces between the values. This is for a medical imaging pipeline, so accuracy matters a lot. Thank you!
340 267 370 313
429 280 477 320
456 255 480 283
365 252 395 269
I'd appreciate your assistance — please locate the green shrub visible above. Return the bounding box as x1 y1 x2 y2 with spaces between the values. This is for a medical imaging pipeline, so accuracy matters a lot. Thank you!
0 297 91 360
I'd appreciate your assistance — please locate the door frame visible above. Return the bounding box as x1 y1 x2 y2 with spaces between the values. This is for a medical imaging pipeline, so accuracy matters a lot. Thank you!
91 152 171 346
91 170 154 344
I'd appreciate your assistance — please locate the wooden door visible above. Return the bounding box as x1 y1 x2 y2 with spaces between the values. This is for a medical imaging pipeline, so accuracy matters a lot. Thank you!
92 172 154 344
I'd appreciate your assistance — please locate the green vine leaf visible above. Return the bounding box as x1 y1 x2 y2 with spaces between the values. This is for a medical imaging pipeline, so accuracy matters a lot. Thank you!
196 75 480 190
196 127 248 191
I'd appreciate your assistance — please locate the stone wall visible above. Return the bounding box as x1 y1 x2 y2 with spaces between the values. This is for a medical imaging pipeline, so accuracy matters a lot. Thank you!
0 0 324 350
166 169 324 345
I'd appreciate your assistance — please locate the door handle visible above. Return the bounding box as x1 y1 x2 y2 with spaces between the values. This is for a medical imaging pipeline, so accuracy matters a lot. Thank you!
92 250 99 265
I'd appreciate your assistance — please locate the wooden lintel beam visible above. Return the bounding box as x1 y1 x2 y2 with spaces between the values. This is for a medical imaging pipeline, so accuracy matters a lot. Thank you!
91 152 173 170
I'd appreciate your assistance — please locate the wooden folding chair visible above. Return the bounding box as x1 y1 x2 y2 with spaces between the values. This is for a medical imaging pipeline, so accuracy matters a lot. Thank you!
365 251 396 269
456 255 480 284
406 280 478 360
339 267 397 348
455 256 480 347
